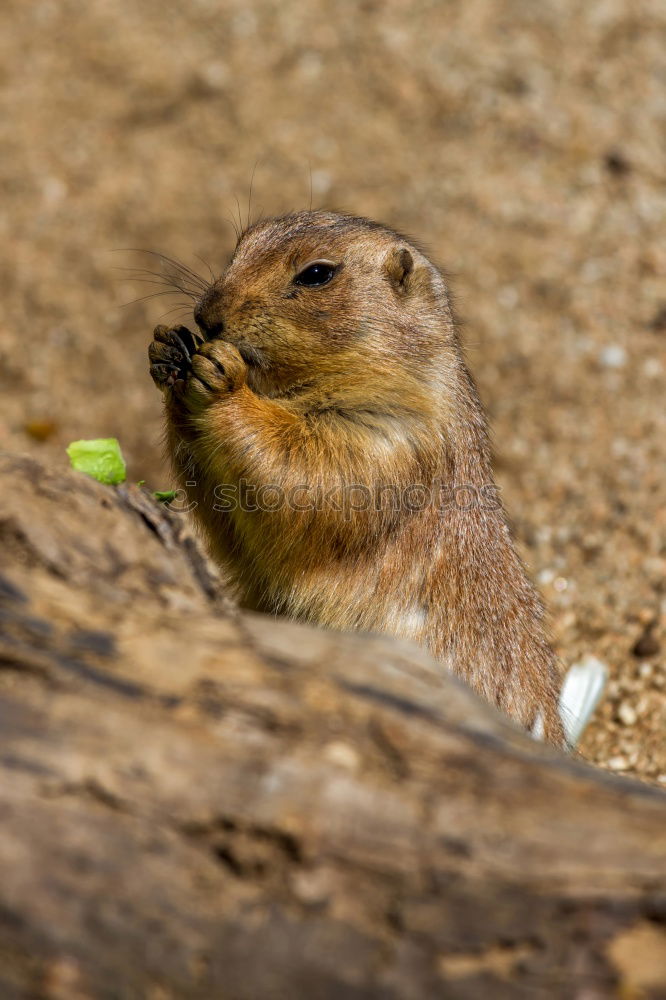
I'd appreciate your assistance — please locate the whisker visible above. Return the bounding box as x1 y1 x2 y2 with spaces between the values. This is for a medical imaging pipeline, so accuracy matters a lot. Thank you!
194 254 216 284
224 212 241 241
247 158 260 229
120 290 191 308
156 303 194 322
113 261 204 298
233 195 244 240
114 264 199 289
114 265 188 280
111 249 209 291
145 252 209 290
114 271 198 292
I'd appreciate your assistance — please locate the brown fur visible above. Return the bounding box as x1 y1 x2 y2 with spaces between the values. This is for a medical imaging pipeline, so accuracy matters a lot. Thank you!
149 211 564 744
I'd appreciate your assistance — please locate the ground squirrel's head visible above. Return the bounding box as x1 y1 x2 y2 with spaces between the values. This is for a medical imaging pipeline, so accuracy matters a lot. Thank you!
193 211 452 395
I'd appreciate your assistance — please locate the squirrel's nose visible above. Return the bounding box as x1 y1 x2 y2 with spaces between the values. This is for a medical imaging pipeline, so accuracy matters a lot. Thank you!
194 295 225 339
195 315 225 340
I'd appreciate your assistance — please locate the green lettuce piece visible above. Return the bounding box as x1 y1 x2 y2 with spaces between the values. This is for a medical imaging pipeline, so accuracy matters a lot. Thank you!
66 438 127 485
154 489 178 503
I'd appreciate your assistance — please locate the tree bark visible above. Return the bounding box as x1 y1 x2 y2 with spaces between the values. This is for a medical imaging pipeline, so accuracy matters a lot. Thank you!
0 451 664 1000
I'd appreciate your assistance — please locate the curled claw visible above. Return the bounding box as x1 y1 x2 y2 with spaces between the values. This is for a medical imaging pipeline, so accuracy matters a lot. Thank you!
153 325 202 364
150 324 204 391
171 325 203 361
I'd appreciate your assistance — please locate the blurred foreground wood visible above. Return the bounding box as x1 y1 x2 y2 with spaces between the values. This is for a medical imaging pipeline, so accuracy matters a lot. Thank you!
0 451 665 1000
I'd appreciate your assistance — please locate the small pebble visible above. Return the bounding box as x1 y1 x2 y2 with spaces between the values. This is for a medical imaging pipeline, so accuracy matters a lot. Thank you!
24 419 58 442
198 61 229 90
598 344 627 369
324 741 360 771
498 285 518 308
608 755 629 771
617 702 637 726
291 866 333 904
643 357 662 378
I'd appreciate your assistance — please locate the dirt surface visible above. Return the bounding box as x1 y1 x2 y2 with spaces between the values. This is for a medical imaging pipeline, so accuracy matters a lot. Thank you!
1 0 664 781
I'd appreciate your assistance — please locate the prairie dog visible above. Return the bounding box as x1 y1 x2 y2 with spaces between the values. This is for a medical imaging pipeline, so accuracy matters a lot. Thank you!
148 211 564 744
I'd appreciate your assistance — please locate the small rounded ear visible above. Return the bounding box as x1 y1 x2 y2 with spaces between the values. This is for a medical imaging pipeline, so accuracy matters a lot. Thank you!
384 247 414 295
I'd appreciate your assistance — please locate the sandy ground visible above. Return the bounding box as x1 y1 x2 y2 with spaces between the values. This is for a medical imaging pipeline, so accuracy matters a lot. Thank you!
0 0 664 782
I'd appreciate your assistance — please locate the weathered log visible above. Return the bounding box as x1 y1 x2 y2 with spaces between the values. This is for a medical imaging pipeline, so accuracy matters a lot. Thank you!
0 451 664 999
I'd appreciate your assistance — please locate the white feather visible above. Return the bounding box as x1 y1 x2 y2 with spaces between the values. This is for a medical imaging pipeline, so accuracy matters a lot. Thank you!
558 655 608 749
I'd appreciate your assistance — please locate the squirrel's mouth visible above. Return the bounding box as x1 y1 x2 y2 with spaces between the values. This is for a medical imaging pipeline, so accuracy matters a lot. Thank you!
195 317 268 371
196 320 225 340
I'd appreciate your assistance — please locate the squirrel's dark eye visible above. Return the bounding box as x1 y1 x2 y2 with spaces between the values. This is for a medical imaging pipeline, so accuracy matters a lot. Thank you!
294 261 337 287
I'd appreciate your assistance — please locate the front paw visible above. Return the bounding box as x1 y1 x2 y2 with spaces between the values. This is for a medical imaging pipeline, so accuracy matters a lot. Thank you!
149 325 202 390
184 339 248 410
